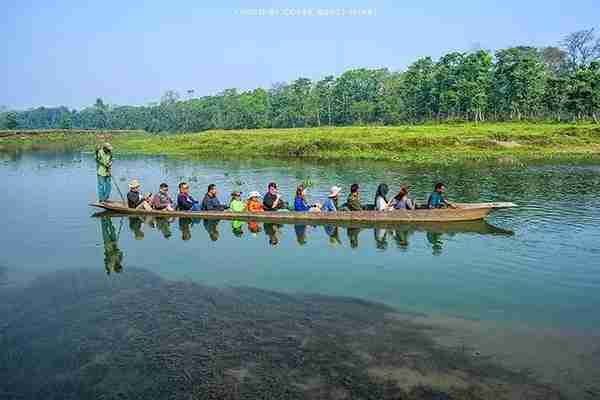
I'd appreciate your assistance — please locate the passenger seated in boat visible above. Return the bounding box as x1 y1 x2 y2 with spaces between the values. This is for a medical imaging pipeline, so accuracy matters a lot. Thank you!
294 184 320 212
177 182 200 211
127 179 152 210
151 183 174 211
246 191 264 212
345 183 363 211
229 191 246 212
200 184 226 211
374 183 392 211
322 186 341 212
263 182 288 211
390 186 415 210
427 182 455 209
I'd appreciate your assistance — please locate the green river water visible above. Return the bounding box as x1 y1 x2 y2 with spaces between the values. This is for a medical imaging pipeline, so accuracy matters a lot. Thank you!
1 151 599 399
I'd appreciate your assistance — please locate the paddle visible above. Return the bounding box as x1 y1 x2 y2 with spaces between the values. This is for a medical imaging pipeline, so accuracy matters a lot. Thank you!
111 174 126 204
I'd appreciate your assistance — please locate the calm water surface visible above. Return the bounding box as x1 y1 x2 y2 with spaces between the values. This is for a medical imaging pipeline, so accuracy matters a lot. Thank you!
2 151 599 328
1 151 600 398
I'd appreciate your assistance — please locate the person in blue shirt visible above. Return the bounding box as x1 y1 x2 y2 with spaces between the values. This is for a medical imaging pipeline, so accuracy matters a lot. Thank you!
177 182 200 211
294 184 320 212
322 186 341 212
427 182 455 209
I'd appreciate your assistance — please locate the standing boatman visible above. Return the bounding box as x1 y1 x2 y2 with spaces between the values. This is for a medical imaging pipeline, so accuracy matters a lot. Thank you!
95 142 113 202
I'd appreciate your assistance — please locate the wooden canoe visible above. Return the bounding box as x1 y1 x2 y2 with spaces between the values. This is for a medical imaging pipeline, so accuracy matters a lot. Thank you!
90 201 516 223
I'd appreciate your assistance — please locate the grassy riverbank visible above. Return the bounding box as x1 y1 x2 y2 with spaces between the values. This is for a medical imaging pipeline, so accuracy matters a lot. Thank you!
1 123 599 165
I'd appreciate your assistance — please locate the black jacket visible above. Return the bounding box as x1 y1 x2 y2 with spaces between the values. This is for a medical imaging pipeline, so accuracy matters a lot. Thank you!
200 194 225 211
127 191 143 208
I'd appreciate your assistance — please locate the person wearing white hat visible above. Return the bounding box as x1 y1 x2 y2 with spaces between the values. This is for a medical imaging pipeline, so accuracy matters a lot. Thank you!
246 191 264 212
127 179 152 210
322 186 342 212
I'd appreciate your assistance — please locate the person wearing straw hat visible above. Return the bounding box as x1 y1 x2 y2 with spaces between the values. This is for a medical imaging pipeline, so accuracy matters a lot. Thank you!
95 142 113 202
322 186 341 212
127 179 152 210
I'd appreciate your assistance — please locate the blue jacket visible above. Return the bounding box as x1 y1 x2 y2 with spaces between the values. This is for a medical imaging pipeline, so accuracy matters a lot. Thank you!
294 196 311 211
177 193 198 211
322 198 337 212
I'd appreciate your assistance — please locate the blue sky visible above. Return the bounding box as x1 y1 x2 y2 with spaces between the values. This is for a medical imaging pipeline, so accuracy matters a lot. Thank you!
1 0 598 110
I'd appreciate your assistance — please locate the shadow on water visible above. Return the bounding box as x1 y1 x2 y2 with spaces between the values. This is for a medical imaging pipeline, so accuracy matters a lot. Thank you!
0 267 562 400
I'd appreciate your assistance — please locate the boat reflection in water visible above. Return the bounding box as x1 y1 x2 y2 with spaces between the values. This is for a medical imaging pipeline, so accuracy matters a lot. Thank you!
96 213 513 272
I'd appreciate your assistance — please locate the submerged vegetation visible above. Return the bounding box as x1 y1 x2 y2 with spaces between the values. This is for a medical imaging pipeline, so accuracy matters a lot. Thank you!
0 268 563 399
1 123 599 165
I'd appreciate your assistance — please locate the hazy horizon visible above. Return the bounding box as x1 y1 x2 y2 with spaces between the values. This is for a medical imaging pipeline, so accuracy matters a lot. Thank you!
2 0 598 110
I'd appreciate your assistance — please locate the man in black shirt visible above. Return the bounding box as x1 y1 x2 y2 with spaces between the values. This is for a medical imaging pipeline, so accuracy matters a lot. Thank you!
263 182 288 211
201 184 226 211
126 179 152 210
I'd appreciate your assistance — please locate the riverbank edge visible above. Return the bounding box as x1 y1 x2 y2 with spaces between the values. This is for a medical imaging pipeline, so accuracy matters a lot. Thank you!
1 123 599 166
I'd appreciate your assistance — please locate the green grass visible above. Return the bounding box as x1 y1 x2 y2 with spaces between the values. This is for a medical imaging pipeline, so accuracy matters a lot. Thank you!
1 123 600 165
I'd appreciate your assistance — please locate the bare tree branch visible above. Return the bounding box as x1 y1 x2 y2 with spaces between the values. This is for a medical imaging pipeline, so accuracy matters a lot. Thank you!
561 28 597 68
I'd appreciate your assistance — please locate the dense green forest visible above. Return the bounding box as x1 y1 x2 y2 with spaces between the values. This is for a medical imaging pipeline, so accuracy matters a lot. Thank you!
2 29 599 132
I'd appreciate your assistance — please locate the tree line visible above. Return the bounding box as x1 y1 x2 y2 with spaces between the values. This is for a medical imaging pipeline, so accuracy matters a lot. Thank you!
2 29 599 132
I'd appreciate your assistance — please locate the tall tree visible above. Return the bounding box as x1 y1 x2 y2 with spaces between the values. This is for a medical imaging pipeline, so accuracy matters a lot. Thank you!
566 61 600 121
457 50 493 122
314 76 336 126
561 28 600 69
95 98 107 111
289 78 313 127
493 47 547 119
402 58 435 121
541 46 569 76
160 90 180 106
432 52 464 119
5 112 18 129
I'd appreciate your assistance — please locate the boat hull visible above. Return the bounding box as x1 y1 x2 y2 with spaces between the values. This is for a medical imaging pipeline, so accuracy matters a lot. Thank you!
90 201 516 223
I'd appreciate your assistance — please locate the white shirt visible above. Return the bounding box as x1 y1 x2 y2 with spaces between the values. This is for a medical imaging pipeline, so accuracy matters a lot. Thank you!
375 196 388 211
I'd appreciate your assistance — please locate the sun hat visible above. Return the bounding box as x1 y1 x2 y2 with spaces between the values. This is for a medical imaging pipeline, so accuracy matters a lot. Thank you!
328 186 342 198
128 179 141 189
247 191 261 199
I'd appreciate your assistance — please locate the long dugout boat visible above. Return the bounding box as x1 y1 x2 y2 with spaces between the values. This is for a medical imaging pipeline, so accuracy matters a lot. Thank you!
90 201 516 223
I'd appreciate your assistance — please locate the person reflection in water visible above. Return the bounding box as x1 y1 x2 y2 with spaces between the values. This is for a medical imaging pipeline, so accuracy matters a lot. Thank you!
128 216 145 240
294 224 308 245
393 229 411 250
264 223 281 246
248 221 262 235
179 218 194 241
346 227 361 249
374 227 389 250
324 225 342 245
231 220 244 237
426 231 444 255
203 219 220 241
100 217 123 275
155 217 174 239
